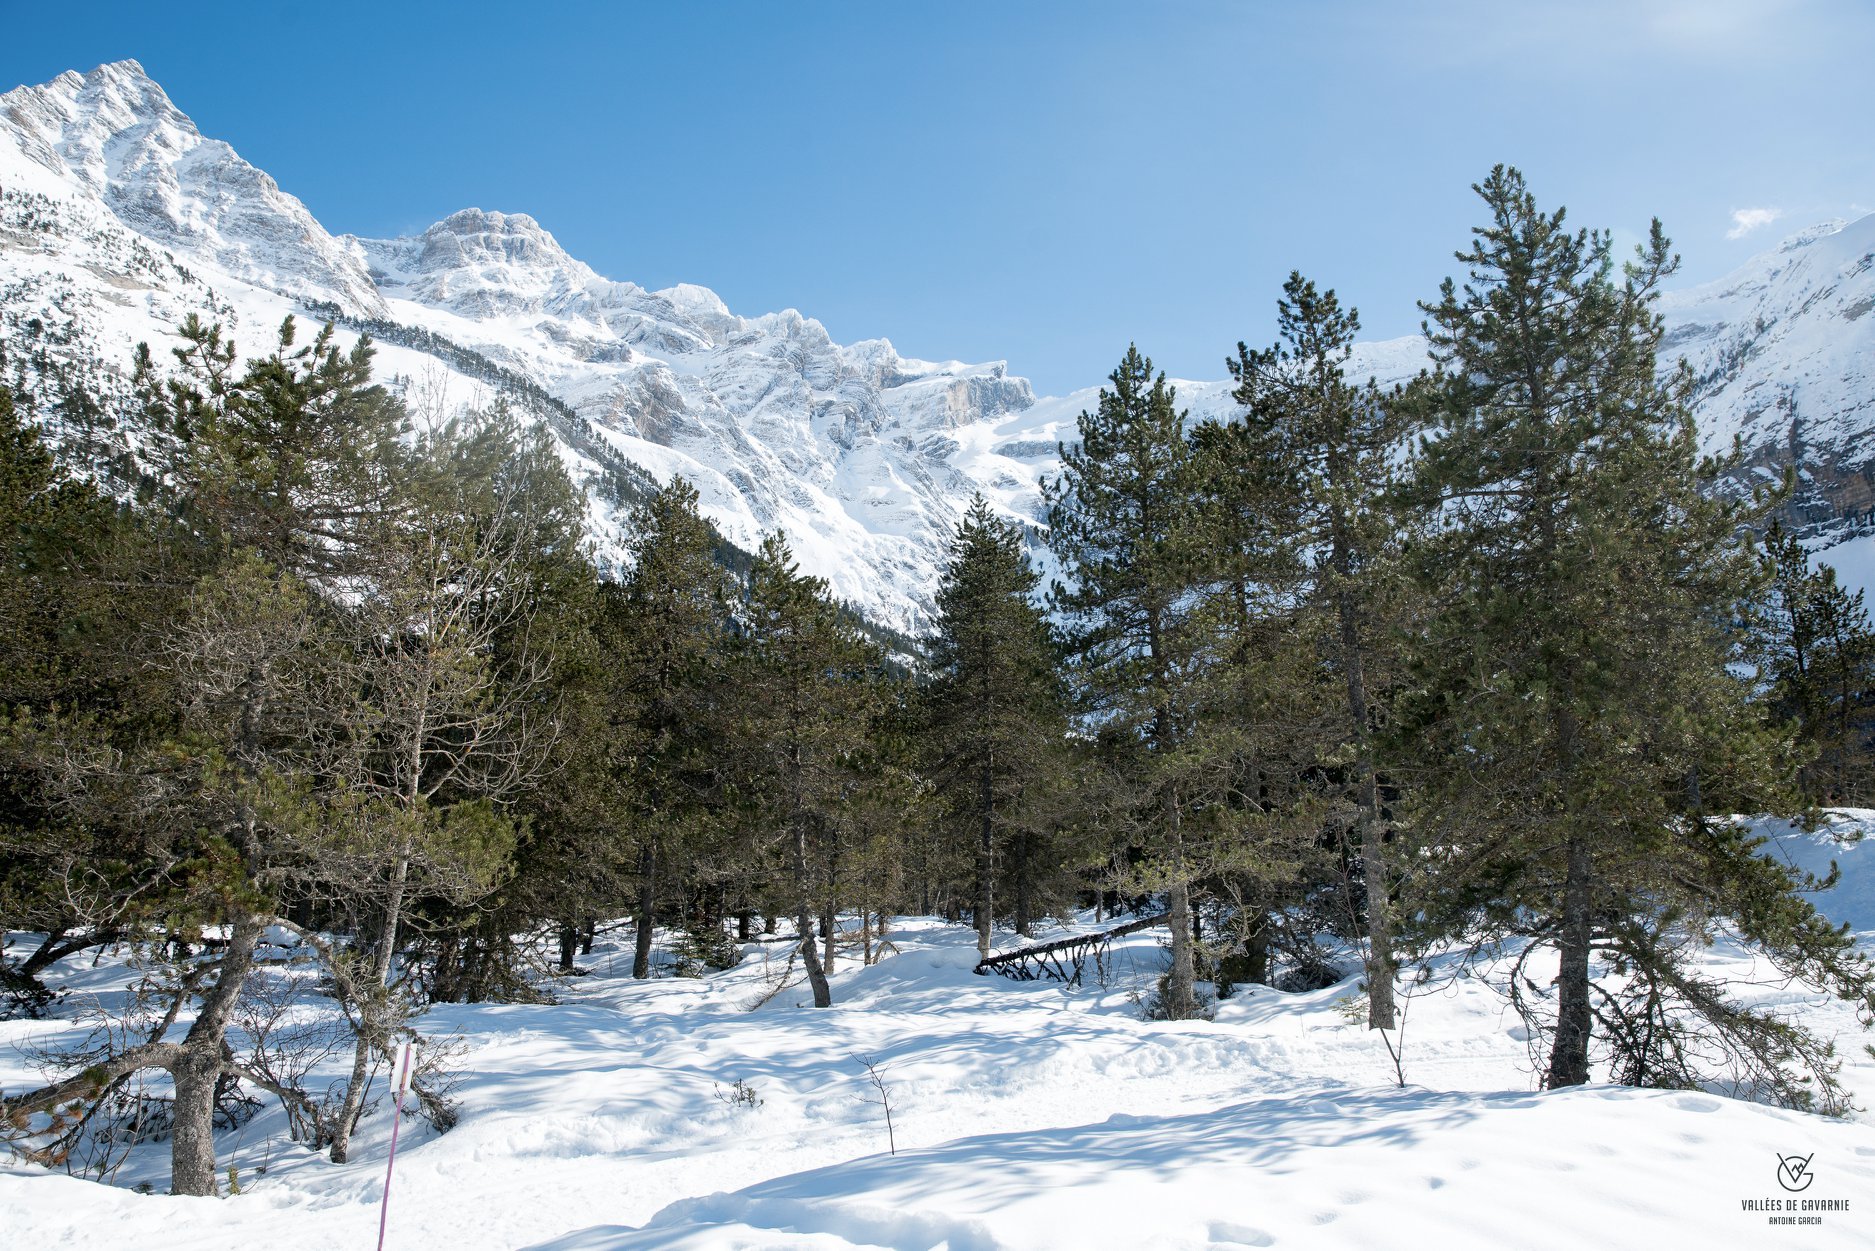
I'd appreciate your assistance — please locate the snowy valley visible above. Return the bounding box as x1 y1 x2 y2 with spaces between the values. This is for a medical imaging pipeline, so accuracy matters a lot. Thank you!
3 815 1873 1251
6 49 1875 1251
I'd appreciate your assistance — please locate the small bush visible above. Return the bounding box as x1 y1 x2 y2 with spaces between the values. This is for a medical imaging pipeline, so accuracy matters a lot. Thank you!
713 1078 762 1110
1275 955 1346 993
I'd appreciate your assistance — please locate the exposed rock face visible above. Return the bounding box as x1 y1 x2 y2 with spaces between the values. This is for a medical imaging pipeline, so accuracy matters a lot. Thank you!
4 60 1874 630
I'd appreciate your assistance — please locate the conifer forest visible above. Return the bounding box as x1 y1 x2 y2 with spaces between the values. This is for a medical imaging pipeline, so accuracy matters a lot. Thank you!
5 13 1875 1235
5 167 1873 1219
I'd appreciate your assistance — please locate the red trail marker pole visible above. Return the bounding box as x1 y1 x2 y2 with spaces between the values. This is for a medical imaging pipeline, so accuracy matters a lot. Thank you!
376 1042 415 1251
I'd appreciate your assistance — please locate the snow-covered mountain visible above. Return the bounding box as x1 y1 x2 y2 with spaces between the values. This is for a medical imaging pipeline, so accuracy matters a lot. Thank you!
1659 215 1875 531
4 60 1875 632
0 61 1060 632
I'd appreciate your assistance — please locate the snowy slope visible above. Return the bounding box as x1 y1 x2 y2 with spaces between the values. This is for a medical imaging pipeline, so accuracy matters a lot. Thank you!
1 60 381 313
5 60 1875 631
1657 215 1875 582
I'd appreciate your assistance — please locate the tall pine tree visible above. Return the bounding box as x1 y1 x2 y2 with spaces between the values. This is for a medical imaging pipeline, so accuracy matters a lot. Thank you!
731 533 884 1007
1400 167 1874 1103
923 495 1068 957
1045 346 1211 1019
1222 272 1413 1028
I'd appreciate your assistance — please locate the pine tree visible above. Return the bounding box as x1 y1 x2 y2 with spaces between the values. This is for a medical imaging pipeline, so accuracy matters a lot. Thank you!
602 478 738 979
1220 272 1413 1028
730 533 884 1007
132 315 409 583
1760 522 1875 802
1399 166 1874 1103
1044 346 1212 1019
0 384 181 1012
922 496 1069 957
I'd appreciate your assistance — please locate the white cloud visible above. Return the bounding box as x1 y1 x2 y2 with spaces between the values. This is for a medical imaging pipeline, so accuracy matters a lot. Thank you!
1727 207 1783 239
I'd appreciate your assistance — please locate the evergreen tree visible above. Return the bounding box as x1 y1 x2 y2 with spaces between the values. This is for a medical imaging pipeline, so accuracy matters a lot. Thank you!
602 479 737 980
1399 166 1874 1103
1760 522 1875 802
1220 272 1414 1028
922 495 1069 957
730 533 884 1007
131 315 409 584
1044 346 1212 1019
0 384 181 1012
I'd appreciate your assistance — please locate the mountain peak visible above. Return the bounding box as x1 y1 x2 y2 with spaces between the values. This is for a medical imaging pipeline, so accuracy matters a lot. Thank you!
1779 217 1852 253
86 58 160 89
350 206 598 317
421 206 577 269
1 61 381 315
16 58 196 139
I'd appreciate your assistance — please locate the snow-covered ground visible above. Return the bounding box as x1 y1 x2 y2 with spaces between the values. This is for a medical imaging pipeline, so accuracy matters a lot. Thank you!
3 815 1873 1250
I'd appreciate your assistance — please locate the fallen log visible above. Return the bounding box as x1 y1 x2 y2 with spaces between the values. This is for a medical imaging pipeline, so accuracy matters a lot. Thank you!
973 913 1168 986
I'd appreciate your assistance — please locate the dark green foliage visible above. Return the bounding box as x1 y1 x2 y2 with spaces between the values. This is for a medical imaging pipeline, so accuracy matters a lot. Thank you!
728 533 889 1006
131 315 410 581
1397 165 1870 1105
1216 271 1414 1028
601 479 738 980
922 496 1073 952
0 383 188 1013
1760 522 1875 802
1044 345 1212 1019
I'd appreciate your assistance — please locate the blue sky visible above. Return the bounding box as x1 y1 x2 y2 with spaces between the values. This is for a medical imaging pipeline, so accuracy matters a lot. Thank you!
5 1 1872 394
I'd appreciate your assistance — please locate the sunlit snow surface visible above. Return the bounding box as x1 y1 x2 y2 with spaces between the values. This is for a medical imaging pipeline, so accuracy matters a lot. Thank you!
2 815 1872 1249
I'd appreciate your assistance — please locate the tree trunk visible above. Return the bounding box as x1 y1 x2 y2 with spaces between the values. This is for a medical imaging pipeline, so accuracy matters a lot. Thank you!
632 840 658 980
1245 912 1270 986
1547 833 1594 1088
168 1047 225 1197
1328 507 1398 1031
736 912 752 942
581 921 596 955
792 816 832 1007
798 908 832 1007
170 911 261 1194
328 837 413 1165
1013 832 1033 937
1358 808 1397 1028
1154 772 1199 1020
976 758 995 960
1164 875 1196 1019
820 904 837 974
328 1016 375 1164
558 923 579 974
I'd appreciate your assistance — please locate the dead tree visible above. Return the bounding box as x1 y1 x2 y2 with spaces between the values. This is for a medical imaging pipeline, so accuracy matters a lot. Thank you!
974 913 1168 987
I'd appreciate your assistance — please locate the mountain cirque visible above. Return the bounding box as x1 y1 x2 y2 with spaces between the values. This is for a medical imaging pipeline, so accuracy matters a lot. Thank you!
4 60 1874 630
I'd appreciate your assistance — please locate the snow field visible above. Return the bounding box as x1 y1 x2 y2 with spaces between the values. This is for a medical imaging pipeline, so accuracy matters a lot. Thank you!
1 815 1872 1249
